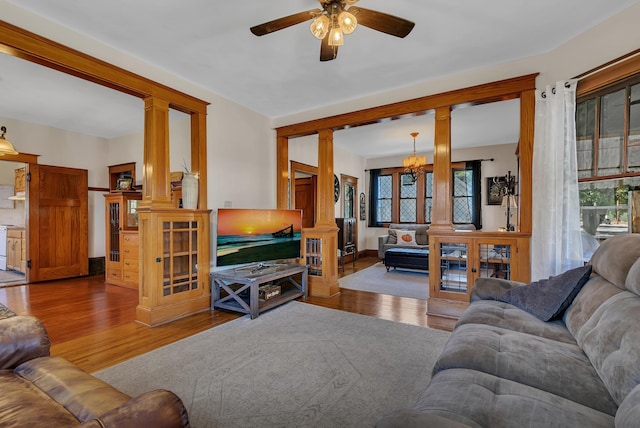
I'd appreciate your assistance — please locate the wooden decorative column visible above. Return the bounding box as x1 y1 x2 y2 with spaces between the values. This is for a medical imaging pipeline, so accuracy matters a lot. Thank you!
276 136 290 210
300 129 340 297
136 98 211 326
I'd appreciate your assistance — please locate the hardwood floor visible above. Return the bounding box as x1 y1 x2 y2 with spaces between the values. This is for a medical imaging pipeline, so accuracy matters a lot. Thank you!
0 257 441 373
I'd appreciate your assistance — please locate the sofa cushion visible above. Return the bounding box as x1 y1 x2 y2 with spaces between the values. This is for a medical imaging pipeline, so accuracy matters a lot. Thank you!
388 224 429 245
0 371 80 427
616 384 640 428
497 265 592 321
396 368 614 428
564 275 623 339
625 257 640 296
395 230 417 245
589 233 640 290
572 290 640 406
456 300 577 344
432 323 618 415
14 356 131 423
387 229 398 244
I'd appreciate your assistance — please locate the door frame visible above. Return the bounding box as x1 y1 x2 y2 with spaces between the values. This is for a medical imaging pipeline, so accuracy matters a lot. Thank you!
290 160 318 220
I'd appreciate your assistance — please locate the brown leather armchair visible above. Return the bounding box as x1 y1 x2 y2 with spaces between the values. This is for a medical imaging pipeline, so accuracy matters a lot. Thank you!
0 315 190 427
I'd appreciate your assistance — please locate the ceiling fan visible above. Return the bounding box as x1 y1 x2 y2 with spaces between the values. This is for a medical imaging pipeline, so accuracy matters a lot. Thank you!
250 0 415 62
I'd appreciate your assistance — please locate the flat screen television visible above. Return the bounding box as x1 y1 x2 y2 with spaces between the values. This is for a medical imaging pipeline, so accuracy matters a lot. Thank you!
216 208 303 267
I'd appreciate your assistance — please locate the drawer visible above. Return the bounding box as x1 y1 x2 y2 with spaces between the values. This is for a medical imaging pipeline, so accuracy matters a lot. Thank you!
7 229 24 239
106 267 122 282
122 233 138 245
122 271 139 285
123 259 139 273
122 233 139 257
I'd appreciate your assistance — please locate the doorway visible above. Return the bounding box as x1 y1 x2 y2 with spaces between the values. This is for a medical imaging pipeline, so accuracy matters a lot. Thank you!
0 160 27 287
290 161 318 228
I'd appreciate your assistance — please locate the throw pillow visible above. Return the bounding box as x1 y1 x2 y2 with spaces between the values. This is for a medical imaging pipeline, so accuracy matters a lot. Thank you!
387 229 398 244
397 230 417 245
497 265 592 321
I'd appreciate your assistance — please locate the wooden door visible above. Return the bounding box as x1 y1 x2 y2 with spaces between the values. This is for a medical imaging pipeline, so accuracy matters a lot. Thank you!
295 176 317 228
27 164 89 282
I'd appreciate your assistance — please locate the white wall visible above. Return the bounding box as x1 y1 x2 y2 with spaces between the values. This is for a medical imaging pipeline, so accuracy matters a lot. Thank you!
0 116 109 258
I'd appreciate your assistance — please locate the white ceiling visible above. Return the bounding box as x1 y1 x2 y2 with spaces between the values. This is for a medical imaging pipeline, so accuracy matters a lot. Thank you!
1 0 639 157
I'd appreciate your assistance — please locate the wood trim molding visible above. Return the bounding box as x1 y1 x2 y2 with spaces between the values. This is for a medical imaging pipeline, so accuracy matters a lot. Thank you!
0 20 208 114
290 160 318 176
0 152 39 164
276 74 538 138
577 50 640 97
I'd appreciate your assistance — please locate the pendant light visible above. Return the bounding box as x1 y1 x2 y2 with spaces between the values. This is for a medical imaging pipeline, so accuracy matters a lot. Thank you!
0 126 19 156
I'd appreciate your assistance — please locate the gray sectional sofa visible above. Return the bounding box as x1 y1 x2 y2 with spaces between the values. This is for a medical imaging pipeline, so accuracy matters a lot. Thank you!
377 224 429 259
377 233 640 427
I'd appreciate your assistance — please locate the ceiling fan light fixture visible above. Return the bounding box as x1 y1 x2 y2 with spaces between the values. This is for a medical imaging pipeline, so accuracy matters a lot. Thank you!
338 11 357 34
0 126 19 156
328 26 344 46
310 14 330 39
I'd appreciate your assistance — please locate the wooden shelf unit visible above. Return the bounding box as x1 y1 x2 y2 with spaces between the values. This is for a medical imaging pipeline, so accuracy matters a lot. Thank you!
104 192 142 289
427 231 530 328
136 207 211 327
301 225 340 297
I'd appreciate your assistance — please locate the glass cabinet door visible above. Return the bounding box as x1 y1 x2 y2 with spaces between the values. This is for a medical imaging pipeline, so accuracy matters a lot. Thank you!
438 242 469 294
108 201 120 262
478 243 512 280
162 220 199 297
126 198 139 228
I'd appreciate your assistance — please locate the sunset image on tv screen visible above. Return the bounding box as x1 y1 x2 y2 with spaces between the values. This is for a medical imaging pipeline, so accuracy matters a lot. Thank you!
216 209 302 267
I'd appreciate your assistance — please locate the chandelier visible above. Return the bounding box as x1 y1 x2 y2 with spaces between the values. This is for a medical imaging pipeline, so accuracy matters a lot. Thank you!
403 132 426 182
309 2 357 46
0 126 19 156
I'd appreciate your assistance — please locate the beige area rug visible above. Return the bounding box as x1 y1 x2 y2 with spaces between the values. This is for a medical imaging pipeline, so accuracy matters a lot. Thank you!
0 270 26 288
339 262 429 300
94 301 450 428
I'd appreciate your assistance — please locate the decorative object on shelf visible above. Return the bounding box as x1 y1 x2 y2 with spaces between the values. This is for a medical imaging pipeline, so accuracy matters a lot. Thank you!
359 192 366 221
115 178 132 191
500 170 517 231
334 174 340 203
181 172 199 209
403 132 426 183
0 126 19 156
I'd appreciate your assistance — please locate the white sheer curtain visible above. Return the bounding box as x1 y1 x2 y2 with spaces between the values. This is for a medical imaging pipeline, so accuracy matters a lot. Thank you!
531 80 584 280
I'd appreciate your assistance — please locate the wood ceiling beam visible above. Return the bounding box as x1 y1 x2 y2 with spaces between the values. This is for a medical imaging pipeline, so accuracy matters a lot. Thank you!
276 73 538 138
0 20 209 114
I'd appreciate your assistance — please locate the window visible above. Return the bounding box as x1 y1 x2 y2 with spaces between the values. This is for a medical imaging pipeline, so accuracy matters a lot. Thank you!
369 162 481 228
399 173 417 223
376 174 392 223
576 59 640 239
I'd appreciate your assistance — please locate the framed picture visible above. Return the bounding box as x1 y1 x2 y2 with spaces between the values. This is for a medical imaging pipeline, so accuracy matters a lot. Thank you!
487 177 507 205
115 178 132 191
359 193 366 221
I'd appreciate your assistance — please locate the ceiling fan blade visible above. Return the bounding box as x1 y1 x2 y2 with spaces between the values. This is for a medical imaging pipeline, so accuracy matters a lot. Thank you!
348 6 415 38
250 9 321 36
320 35 338 62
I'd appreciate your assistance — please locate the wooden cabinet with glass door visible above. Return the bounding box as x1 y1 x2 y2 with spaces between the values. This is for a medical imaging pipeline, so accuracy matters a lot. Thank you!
136 208 211 327
104 192 142 289
428 232 530 328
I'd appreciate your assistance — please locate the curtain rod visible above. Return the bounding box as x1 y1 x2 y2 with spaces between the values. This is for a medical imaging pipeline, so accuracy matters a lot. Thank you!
572 48 640 81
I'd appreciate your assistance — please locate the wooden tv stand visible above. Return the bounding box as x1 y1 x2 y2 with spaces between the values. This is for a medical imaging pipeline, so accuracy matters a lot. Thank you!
210 262 308 319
